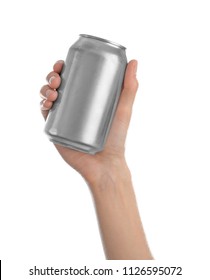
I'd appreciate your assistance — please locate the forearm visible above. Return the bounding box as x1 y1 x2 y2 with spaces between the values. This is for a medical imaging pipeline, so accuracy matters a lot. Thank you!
88 161 153 260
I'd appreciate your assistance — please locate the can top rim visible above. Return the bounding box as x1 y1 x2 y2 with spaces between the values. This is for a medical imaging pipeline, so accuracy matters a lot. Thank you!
79 34 126 50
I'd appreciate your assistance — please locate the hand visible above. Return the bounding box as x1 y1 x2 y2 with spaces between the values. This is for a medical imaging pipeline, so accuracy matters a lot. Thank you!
40 60 138 187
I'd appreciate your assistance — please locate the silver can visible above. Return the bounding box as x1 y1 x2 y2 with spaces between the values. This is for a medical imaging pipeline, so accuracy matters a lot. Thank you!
44 34 127 154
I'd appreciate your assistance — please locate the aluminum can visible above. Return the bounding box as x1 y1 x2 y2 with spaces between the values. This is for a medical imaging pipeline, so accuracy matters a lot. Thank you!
44 34 127 154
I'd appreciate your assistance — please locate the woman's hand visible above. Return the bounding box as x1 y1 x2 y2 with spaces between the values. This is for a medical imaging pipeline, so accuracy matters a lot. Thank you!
40 59 138 188
40 59 153 260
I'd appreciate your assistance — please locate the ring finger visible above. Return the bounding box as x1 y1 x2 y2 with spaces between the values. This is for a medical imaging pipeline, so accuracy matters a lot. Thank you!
40 85 58 101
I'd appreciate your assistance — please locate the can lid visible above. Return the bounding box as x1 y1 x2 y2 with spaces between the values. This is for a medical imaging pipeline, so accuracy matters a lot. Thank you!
79 34 126 50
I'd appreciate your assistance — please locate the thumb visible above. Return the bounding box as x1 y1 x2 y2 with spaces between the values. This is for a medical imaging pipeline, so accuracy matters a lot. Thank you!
115 60 139 124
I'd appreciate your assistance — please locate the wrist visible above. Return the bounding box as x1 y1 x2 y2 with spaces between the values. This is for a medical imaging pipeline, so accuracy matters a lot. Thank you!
87 158 132 198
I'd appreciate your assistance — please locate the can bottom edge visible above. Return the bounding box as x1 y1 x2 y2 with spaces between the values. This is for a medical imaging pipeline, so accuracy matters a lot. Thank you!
48 136 102 155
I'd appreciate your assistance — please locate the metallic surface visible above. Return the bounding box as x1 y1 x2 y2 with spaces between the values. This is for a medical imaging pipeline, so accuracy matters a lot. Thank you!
44 34 127 154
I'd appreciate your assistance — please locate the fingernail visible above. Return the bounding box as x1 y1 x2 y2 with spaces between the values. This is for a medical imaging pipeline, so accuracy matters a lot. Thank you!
41 101 48 110
133 60 138 75
46 89 51 98
49 76 56 84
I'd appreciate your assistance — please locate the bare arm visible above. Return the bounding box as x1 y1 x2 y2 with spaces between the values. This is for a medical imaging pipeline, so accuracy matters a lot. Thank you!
40 59 153 260
90 162 153 260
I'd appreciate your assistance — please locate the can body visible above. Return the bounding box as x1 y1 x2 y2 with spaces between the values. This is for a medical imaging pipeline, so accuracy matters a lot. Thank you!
44 34 127 154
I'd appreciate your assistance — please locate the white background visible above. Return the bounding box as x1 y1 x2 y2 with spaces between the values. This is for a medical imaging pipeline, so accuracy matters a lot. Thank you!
0 0 209 279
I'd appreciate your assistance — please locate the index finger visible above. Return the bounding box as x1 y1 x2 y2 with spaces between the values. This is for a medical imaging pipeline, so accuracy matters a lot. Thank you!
53 60 64 74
